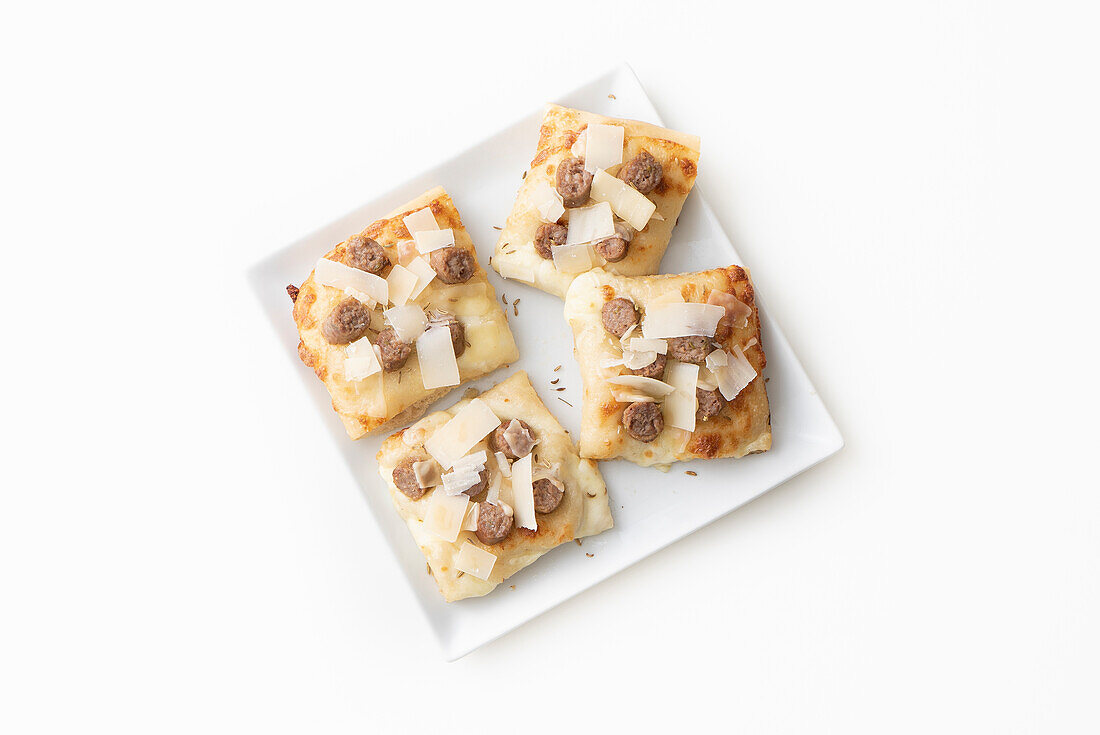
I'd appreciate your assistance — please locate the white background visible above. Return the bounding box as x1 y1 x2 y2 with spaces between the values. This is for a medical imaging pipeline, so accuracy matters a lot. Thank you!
2 1 1097 732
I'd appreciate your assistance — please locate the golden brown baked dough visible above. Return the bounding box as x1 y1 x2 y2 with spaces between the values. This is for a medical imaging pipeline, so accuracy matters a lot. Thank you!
492 104 700 299
564 267 771 466
292 187 519 439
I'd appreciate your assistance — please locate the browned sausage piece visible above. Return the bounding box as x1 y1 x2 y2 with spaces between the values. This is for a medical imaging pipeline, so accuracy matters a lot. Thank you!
595 236 628 262
600 297 638 338
713 319 733 343
476 502 514 545
429 247 476 284
392 458 426 500
321 297 372 345
618 150 663 194
667 336 711 365
556 156 593 207
490 419 536 460
376 326 413 371
628 353 666 379
622 401 664 442
696 388 724 421
286 284 299 302
532 477 564 514
534 222 567 260
464 468 489 497
435 314 466 358
345 234 390 275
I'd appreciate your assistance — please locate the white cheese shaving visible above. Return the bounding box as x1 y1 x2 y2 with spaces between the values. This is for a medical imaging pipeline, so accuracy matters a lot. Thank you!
551 242 595 273
570 129 586 158
416 325 460 390
664 360 700 432
403 207 439 236
498 259 536 283
455 541 497 580
622 349 658 370
589 169 657 230
610 388 656 403
583 124 625 174
406 256 437 300
385 264 419 306
384 304 428 343
343 337 382 381
607 375 675 398
705 346 757 401
485 471 502 504
414 228 455 254
412 459 442 489
628 337 667 354
696 367 719 392
742 337 758 351
441 468 483 496
461 503 480 532
510 454 537 531
619 323 638 342
423 492 469 543
396 239 419 265
493 451 512 477
501 419 536 458
314 258 388 305
642 303 725 339
599 356 625 370
565 202 615 246
530 180 565 223
707 289 752 330
451 450 488 474
424 398 500 469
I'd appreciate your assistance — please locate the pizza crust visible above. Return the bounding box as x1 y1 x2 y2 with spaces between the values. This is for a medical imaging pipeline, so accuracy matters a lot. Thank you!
492 104 700 299
293 187 519 439
376 371 613 602
564 267 772 466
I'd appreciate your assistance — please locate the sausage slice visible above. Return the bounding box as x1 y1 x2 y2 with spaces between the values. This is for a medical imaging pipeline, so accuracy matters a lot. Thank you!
618 150 663 194
320 297 372 345
430 246 476 284
600 297 639 338
376 326 413 372
556 156 593 207
696 388 724 421
534 222 567 259
532 477 565 514
622 401 664 442
628 352 666 379
344 234 390 275
490 419 536 460
392 458 426 500
667 335 711 365
435 314 466 358
476 502 514 545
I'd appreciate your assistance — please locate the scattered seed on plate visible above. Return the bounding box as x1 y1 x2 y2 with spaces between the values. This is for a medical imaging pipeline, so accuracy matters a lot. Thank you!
492 225 502 230
586 553 594 558
556 397 573 407
686 470 698 477
553 365 561 372
555 387 566 391
608 93 616 100
550 378 559 385
502 293 507 304
574 539 582 546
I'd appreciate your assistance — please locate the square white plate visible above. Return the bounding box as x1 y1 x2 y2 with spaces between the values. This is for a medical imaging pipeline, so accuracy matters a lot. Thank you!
248 64 843 660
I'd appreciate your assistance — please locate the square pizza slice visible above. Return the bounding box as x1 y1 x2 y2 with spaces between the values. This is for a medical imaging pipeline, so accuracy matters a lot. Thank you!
492 103 700 299
291 186 519 439
376 371 614 602
563 266 771 467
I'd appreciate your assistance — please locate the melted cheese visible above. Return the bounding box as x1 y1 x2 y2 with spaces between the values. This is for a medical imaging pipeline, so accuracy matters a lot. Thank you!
583 124 625 174
413 459 442 489
530 180 565 223
384 304 428 343
705 346 757 400
607 375 675 398
423 492 469 543
414 228 455 254
551 242 595 273
406 257 437 300
416 325 460 390
343 337 381 381
590 168 656 230
314 258 388 304
664 360 699 432
510 454 537 531
385 264 419 306
565 202 614 246
424 398 500 469
642 303 725 338
403 207 439 236
498 259 536 283
454 541 497 581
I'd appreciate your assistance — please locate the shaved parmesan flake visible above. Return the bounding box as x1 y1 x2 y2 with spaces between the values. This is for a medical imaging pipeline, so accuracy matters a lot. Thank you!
565 202 615 246
590 169 657 230
696 367 719 392
416 325 460 390
502 420 536 458
485 472 502 504
452 450 488 474
396 239 419 265
510 455 537 531
403 207 439 236
570 129 586 158
530 180 565 223
599 356 625 370
642 303 725 339
665 361 700 431
314 258 388 304
455 541 497 580
442 468 482 496
343 287 374 306
414 228 455 254
384 304 428 343
619 323 638 342
742 337 758 351
498 259 536 283
551 242 595 273
706 346 757 401
610 388 656 403
608 374 675 398
583 124 625 174
385 264 419 306
406 257 437 300
493 451 512 477
707 289 752 330
628 337 667 354
424 398 500 469
622 350 658 370
461 503 479 532
650 210 666 221
343 337 382 381
423 492 469 543
413 459 442 489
